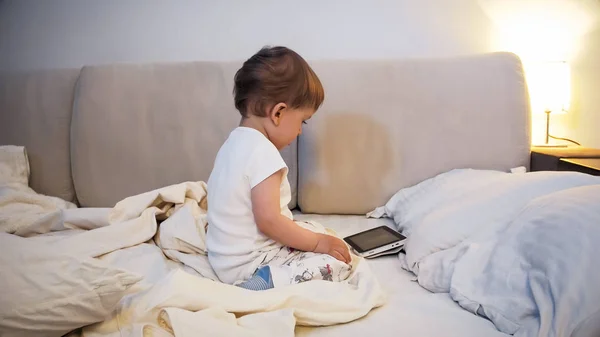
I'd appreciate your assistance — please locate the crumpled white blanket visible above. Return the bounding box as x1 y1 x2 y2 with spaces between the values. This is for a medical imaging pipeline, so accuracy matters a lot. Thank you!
2 172 386 337
449 184 600 337
370 168 600 337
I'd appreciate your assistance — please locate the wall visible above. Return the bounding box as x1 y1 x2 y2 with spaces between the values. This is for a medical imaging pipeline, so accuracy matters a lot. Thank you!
0 0 598 147
0 0 496 69
570 27 600 148
480 0 600 147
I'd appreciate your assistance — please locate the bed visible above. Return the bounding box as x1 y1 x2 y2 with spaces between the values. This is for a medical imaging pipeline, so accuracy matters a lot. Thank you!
293 214 509 337
1 52 599 337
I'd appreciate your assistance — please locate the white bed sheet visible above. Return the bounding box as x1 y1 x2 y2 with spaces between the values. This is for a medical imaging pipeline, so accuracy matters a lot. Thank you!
65 212 507 337
292 213 508 337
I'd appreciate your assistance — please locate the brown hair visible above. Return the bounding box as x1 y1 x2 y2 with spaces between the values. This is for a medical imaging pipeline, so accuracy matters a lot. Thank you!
233 46 325 118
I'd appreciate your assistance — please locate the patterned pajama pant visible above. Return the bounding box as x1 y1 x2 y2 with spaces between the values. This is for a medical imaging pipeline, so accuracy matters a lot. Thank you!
236 221 353 290
258 244 353 288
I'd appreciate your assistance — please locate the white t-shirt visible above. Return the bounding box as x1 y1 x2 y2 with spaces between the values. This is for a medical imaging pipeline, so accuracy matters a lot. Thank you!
206 127 293 284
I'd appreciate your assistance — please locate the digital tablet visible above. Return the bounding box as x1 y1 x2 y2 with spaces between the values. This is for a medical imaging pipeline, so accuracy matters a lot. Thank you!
343 226 406 258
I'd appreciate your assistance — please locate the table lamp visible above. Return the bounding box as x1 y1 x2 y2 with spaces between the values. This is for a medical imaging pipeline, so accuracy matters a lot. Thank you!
526 61 579 146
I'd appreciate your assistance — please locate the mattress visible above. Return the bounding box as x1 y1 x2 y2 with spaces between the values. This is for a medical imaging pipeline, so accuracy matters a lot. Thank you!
292 212 508 337
54 212 509 337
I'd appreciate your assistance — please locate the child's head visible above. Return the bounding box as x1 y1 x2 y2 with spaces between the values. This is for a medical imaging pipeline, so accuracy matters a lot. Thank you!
234 46 324 149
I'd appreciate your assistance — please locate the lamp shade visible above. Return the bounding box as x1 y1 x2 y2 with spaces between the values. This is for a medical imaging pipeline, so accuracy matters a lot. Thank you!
525 61 571 115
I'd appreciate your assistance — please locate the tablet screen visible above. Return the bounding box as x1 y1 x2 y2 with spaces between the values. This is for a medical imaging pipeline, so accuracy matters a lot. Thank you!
344 227 406 252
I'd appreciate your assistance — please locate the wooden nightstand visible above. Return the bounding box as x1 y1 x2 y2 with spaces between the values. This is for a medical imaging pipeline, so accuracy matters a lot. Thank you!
557 158 600 176
531 146 600 176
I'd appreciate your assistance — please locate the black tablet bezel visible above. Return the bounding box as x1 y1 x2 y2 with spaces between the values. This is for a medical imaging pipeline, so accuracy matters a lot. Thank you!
343 226 406 253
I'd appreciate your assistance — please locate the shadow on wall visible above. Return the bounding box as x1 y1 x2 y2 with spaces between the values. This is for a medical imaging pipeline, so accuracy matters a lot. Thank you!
300 113 393 215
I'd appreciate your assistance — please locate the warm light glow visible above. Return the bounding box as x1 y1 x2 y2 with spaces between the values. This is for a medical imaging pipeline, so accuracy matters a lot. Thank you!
524 62 571 115
479 0 599 61
477 0 599 144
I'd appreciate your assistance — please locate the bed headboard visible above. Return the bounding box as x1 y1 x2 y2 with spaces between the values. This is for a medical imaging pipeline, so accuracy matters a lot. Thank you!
0 52 530 212
298 52 531 214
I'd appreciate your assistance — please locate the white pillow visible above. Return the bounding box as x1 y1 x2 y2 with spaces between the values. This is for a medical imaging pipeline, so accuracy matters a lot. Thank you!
0 233 142 337
367 168 508 235
369 169 600 277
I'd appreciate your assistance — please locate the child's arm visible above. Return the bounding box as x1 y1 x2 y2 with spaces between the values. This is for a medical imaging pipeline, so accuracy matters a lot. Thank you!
251 169 351 263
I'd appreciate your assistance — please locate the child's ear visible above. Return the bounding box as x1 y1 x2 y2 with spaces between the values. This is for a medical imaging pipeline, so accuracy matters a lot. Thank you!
269 102 287 126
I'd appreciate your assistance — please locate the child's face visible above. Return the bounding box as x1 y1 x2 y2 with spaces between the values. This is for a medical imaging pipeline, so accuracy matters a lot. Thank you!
268 106 314 150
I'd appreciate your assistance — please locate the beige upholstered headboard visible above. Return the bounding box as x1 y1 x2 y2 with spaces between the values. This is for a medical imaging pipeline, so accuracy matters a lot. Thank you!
0 69 81 202
70 62 299 208
297 52 531 214
1 52 530 212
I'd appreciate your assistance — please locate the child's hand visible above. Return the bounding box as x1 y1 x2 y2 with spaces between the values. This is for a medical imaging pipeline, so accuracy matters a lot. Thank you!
314 234 352 263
